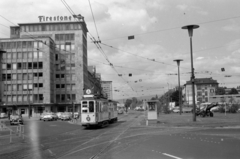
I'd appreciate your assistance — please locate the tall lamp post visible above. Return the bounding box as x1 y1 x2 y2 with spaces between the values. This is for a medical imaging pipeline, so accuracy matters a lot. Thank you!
173 59 183 115
182 25 199 122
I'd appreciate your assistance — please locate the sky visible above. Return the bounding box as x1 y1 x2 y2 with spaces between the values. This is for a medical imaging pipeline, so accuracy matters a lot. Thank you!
0 0 240 100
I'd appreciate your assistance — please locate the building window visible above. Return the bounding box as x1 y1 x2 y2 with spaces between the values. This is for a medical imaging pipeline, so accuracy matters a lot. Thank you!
60 94 65 101
17 63 22 69
61 84 65 88
23 73 28 80
34 42 38 48
2 64 6 69
39 62 43 69
28 63 32 69
7 74 11 81
7 64 11 70
7 53 11 59
23 52 28 59
12 63 17 70
66 84 71 90
61 74 65 79
12 74 17 80
72 94 76 100
39 52 43 58
33 52 38 58
7 85 11 91
12 52 17 59
56 84 60 89
17 74 22 80
17 52 22 59
56 74 60 78
18 96 22 102
33 62 38 69
17 84 22 91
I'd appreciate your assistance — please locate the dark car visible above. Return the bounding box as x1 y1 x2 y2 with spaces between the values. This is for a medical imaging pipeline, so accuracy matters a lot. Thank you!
10 114 23 125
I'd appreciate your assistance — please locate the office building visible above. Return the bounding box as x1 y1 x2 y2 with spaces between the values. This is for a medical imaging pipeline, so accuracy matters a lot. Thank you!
0 16 89 116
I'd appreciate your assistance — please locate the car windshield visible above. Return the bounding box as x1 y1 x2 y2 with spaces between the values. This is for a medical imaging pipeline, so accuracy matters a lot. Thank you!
1 1 240 159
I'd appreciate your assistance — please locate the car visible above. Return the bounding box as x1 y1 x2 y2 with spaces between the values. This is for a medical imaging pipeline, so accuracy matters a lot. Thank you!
42 113 54 121
182 107 192 113
117 108 124 114
0 112 7 119
56 112 63 119
172 107 180 113
10 114 23 125
50 113 58 120
60 112 71 121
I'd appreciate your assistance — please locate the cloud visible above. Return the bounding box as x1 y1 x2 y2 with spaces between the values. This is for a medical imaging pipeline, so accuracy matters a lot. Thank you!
197 10 208 16
176 4 188 11
196 57 204 60
222 22 240 32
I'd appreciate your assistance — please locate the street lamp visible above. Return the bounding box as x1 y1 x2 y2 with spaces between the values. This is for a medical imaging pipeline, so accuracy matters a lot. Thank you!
173 59 183 115
182 25 199 122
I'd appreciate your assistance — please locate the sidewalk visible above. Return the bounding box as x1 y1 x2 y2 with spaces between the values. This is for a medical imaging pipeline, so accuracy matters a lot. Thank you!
141 112 240 128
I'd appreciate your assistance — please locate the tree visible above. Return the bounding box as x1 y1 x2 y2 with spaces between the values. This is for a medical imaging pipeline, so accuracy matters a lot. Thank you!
229 88 238 94
170 90 180 106
125 99 132 112
215 87 225 95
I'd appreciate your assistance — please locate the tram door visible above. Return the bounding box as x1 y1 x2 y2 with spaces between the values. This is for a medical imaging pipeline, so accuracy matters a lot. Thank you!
81 100 96 124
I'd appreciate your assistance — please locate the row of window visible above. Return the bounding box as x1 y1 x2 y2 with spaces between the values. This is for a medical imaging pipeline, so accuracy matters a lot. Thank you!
55 34 75 41
4 83 43 91
56 44 75 52
2 72 43 81
55 74 76 80
56 94 76 102
56 84 76 90
2 52 43 59
55 63 75 71
1 41 42 49
3 94 44 103
2 62 43 70
21 24 81 32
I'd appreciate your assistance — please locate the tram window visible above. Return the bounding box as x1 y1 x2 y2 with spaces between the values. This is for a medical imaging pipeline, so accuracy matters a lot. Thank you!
82 101 87 107
89 101 94 113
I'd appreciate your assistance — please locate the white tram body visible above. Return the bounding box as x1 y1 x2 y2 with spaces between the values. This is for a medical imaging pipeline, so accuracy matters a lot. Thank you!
81 97 118 127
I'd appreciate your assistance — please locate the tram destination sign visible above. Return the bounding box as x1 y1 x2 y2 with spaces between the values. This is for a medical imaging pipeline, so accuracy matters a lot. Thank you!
38 15 72 22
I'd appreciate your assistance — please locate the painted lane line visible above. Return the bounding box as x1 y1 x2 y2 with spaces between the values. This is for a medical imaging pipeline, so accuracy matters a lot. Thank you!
162 153 182 159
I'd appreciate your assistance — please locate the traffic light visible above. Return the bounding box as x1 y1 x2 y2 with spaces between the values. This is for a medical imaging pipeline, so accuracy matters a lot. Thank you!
221 68 225 72
129 73 132 77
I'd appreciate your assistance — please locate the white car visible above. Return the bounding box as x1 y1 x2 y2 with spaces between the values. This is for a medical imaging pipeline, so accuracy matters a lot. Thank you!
172 107 180 113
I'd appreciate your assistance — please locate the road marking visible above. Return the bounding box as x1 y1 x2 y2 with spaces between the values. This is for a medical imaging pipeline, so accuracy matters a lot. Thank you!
162 153 182 159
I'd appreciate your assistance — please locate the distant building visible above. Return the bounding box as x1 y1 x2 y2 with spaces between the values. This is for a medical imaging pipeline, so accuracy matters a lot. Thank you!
87 66 102 95
209 94 240 104
101 81 113 100
182 77 219 105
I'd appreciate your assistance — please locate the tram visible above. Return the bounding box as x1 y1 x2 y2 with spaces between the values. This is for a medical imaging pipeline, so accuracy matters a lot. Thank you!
80 91 118 127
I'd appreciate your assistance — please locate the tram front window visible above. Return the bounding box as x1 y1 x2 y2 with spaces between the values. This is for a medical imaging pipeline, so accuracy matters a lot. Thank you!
89 101 94 113
82 101 88 113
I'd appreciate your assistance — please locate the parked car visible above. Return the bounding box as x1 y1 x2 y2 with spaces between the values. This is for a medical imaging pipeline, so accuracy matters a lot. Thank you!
10 114 23 125
0 112 7 119
172 107 180 113
42 113 54 121
60 112 71 121
182 107 192 113
50 113 58 120
56 112 63 119
118 108 124 114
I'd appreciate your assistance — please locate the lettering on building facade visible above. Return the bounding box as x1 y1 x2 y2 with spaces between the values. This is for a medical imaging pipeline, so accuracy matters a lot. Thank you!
38 16 72 22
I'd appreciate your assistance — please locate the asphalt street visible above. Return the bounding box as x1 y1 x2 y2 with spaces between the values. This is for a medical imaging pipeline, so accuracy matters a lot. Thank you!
0 111 240 159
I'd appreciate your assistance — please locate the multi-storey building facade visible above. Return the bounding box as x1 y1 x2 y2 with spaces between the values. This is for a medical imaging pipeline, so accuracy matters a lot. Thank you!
182 77 218 105
0 18 89 117
101 81 113 100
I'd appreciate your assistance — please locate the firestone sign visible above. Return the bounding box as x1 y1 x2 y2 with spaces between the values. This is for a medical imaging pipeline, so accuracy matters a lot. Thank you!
38 16 73 22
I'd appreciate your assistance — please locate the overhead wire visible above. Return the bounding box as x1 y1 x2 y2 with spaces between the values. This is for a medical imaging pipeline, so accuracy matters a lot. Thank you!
88 0 101 41
60 0 135 96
